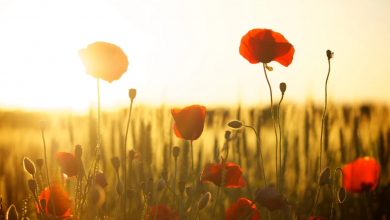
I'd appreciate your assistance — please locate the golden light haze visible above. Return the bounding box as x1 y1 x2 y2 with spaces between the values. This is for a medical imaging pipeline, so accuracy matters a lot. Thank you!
0 0 389 112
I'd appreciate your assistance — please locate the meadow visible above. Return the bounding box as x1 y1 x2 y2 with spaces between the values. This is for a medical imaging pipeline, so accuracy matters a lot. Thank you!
0 101 388 219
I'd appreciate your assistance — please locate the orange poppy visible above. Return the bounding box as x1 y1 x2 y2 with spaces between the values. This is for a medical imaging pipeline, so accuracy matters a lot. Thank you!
144 203 178 220
200 157 246 188
37 184 72 217
225 198 260 220
342 157 380 193
239 29 295 67
78 42 129 83
171 105 206 141
55 152 78 178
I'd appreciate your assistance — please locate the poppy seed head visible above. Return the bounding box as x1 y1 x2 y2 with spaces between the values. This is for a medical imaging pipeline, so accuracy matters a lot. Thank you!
173 146 180 158
111 157 120 171
129 88 137 100
116 180 123 195
95 172 108 188
35 159 44 169
28 179 37 192
225 130 232 140
39 120 47 131
280 83 287 95
140 182 146 192
178 181 186 194
75 145 82 158
227 120 243 129
326 50 334 60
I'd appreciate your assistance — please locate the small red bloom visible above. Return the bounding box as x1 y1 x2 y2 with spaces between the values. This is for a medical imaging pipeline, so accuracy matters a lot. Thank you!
55 152 78 178
144 203 178 220
37 184 72 217
240 29 295 67
342 157 380 193
78 41 129 83
200 157 246 188
308 217 328 220
225 198 260 220
171 105 206 141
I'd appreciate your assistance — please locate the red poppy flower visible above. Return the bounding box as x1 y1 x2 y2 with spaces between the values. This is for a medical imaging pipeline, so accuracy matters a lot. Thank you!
37 184 72 217
308 217 328 220
342 157 380 193
55 152 78 178
171 105 206 141
225 198 260 220
200 157 246 188
240 29 295 67
144 203 178 220
78 41 129 83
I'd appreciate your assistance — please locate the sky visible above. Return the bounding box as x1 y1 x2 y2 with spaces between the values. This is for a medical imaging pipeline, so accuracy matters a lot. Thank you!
0 0 389 112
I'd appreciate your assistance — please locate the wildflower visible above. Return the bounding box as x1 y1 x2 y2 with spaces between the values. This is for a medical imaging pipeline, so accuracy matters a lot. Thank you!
78 42 129 83
144 203 178 220
225 198 260 220
254 187 286 211
37 184 72 217
239 29 295 67
200 157 246 188
54 152 78 178
23 157 36 176
171 105 206 141
198 192 211 210
342 157 380 193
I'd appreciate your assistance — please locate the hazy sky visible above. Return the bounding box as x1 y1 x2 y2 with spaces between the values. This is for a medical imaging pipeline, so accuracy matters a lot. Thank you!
0 0 389 112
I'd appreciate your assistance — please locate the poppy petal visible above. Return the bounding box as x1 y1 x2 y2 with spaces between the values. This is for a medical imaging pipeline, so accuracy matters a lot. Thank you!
225 198 260 220
171 105 206 141
342 157 380 193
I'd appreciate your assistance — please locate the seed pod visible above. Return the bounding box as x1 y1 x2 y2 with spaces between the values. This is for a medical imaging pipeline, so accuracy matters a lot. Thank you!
185 187 192 197
224 130 231 140
173 146 180 158
156 178 166 192
326 50 334 60
111 157 120 171
178 181 186 194
28 179 37 192
6 204 19 220
140 182 146 192
39 120 47 131
280 83 287 95
35 159 44 169
23 157 36 176
129 89 137 100
95 172 108 188
116 180 123 195
198 192 210 210
75 145 82 158
161 171 168 182
126 189 134 200
40 199 46 212
129 150 136 160
147 177 154 193
319 167 331 187
227 120 243 129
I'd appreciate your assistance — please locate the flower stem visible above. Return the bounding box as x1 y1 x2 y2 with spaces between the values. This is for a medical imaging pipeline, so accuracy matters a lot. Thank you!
189 140 195 218
211 187 220 220
97 78 101 147
194 209 200 220
41 130 56 217
170 158 178 220
363 191 373 220
124 99 134 220
262 63 279 191
277 94 284 193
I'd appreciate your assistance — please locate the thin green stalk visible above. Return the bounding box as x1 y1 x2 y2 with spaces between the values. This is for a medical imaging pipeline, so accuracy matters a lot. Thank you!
330 168 345 220
311 59 331 216
211 187 220 220
277 94 284 193
189 140 195 218
41 130 56 217
154 191 159 220
170 158 178 220
124 99 134 220
194 209 200 220
262 63 279 191
97 78 101 147
244 125 267 186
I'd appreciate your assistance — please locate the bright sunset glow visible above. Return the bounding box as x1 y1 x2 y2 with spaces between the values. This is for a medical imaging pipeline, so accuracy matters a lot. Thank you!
0 1 389 112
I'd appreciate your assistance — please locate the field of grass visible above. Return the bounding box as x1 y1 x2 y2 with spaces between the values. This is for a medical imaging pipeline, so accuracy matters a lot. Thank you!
0 102 389 220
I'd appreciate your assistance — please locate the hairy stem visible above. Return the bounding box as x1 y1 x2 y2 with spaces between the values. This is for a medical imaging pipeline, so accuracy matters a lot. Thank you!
211 187 220 220
170 158 178 220
41 130 56 217
277 94 284 193
245 125 267 186
123 99 134 220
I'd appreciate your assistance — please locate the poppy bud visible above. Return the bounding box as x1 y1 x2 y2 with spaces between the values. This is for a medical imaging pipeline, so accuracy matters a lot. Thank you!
280 83 286 95
326 50 334 60
116 180 123 195
227 120 243 129
147 177 154 193
129 150 136 160
254 187 286 211
95 172 108 188
173 146 180 158
89 184 105 207
185 187 192 197
40 199 46 211
161 171 168 182
319 167 331 187
156 178 166 192
39 120 47 131
28 179 37 192
23 157 36 176
6 204 18 220
35 159 44 169
126 189 134 200
111 157 120 171
224 130 231 140
74 145 82 158
178 181 186 194
140 182 146 192
129 89 137 100
198 192 210 210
